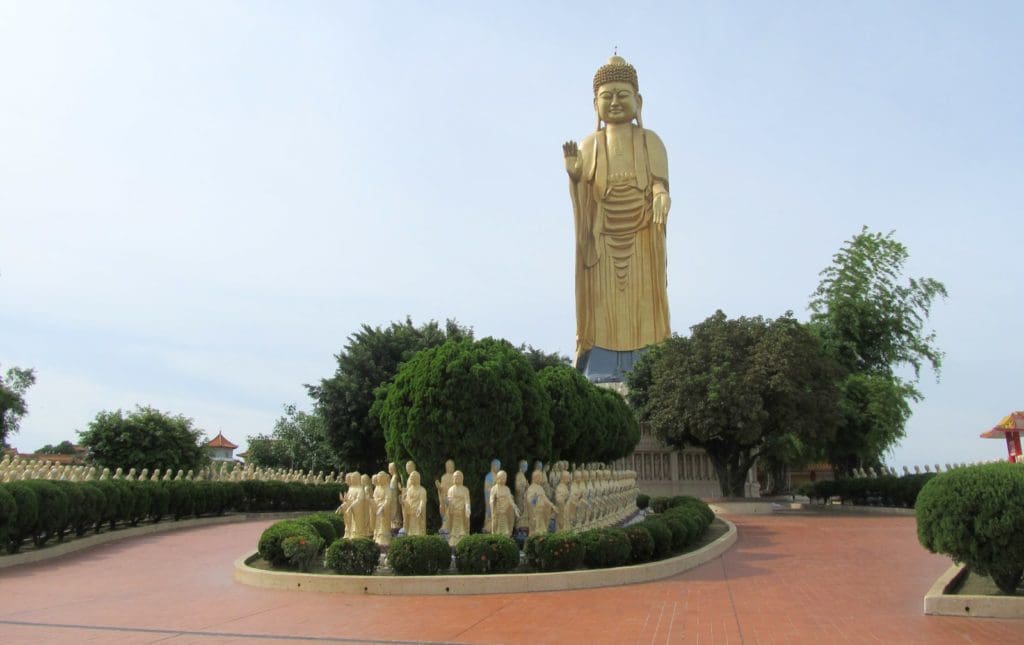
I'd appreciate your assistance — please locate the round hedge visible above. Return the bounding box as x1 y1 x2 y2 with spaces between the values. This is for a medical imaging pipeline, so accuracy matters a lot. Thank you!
579 528 632 568
0 486 16 545
258 519 321 567
623 524 655 563
387 535 452 575
526 531 586 572
307 511 345 538
916 462 1024 594
454 534 520 574
300 514 337 547
325 538 380 575
4 482 38 553
641 519 672 559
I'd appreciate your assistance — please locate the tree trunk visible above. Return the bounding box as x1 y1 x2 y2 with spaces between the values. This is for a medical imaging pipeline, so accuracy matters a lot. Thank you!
709 451 753 498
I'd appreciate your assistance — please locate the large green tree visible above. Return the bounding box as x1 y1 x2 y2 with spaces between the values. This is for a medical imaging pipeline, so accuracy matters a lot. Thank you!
78 406 209 472
809 227 947 474
536 365 639 464
379 337 554 531
628 311 841 497
246 404 339 474
307 318 473 475
0 365 36 447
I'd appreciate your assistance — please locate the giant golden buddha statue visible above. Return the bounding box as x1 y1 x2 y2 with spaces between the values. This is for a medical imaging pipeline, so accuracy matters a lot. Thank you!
564 55 671 381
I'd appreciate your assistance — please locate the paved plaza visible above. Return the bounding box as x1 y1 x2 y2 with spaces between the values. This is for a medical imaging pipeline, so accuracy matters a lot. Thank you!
0 512 1018 644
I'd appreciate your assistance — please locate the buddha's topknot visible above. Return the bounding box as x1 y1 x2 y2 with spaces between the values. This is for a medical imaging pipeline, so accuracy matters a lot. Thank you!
593 55 638 95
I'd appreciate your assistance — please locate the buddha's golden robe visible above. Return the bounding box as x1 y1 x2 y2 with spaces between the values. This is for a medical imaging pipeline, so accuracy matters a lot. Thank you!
568 124 670 358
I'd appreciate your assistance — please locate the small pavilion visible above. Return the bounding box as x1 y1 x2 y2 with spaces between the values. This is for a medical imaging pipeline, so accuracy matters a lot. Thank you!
206 432 239 462
979 411 1024 463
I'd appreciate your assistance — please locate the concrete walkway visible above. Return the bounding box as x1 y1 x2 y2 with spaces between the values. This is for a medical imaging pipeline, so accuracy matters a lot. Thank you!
0 513 1018 644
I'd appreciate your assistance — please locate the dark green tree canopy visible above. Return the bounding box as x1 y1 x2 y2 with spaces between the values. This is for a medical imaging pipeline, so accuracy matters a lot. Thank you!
628 311 841 496
809 227 946 472
36 440 77 455
246 404 339 474
0 364 36 447
308 317 473 475
78 405 209 472
379 337 553 530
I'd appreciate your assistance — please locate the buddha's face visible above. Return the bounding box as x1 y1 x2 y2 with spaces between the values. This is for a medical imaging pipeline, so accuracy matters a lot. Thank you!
595 81 640 125
406 460 416 475
409 471 420 486
453 470 464 485
496 470 507 485
445 459 454 473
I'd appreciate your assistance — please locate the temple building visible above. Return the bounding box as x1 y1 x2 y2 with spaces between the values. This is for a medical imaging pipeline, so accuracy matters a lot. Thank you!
206 432 238 462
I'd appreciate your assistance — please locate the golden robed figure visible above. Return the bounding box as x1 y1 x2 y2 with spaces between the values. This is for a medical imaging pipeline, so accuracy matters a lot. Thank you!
564 55 671 381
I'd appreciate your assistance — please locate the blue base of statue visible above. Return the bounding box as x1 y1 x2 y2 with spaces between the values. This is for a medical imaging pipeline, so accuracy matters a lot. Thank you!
576 346 647 383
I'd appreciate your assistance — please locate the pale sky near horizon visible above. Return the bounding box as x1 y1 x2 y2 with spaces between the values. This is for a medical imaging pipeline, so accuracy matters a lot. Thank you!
2 1 1021 471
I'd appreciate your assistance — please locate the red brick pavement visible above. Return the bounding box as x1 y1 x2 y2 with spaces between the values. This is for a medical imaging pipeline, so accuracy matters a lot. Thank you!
0 513 1019 644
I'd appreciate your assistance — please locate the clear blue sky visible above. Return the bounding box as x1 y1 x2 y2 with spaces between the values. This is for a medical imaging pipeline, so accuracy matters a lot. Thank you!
2 1 1021 470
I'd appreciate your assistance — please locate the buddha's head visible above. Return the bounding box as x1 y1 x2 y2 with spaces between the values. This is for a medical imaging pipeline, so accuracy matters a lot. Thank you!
532 471 545 485
593 55 641 127
453 470 464 486
445 459 455 474
409 471 421 486
496 470 507 485
491 458 501 473
405 460 416 475
388 462 397 475
519 459 528 473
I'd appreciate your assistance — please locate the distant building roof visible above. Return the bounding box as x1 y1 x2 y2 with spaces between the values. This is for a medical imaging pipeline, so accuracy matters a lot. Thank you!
206 432 238 449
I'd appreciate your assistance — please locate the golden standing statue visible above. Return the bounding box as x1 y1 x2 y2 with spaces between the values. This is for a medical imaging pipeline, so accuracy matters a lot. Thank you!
564 55 671 380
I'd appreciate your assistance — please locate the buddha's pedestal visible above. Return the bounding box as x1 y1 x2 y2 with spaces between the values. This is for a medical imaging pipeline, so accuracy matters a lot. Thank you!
598 382 760 499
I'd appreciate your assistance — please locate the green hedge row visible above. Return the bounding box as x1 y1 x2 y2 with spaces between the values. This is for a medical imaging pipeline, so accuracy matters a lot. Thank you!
0 479 345 554
798 474 936 508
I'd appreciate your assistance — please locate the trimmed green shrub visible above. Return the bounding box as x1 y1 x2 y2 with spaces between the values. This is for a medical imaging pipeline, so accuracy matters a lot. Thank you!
52 480 84 541
660 515 689 552
664 507 705 545
165 480 196 520
72 482 104 536
387 535 452 575
916 463 1024 594
307 511 345 538
636 493 650 510
3 482 37 553
525 532 585 572
579 528 631 568
0 486 16 546
641 518 672 559
282 534 324 571
623 524 655 563
454 534 520 574
258 519 320 567
90 480 124 530
117 480 150 526
263 481 288 509
23 480 68 547
300 514 337 547
142 480 170 523
325 537 380 575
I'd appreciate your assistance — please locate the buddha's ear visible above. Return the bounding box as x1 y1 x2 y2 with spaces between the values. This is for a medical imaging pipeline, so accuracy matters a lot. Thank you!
636 93 644 128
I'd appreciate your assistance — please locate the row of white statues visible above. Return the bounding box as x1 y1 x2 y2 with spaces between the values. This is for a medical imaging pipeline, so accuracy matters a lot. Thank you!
0 456 339 486
336 459 640 547
849 462 1002 479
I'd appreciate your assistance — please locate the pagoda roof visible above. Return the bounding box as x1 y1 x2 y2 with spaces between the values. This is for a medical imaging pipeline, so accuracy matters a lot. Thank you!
206 432 238 449
980 411 1024 438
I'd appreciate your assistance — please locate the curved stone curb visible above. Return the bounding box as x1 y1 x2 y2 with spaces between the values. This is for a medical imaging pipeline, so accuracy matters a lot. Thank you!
924 563 1024 619
0 512 309 570
233 517 737 595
